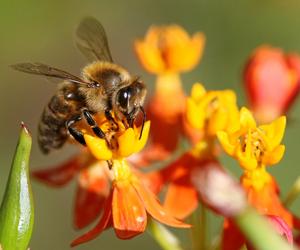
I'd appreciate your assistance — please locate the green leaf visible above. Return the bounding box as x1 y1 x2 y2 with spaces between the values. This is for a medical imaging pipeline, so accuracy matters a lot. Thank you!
0 124 34 250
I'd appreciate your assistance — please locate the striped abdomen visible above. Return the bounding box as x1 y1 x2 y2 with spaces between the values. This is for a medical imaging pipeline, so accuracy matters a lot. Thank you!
38 83 84 154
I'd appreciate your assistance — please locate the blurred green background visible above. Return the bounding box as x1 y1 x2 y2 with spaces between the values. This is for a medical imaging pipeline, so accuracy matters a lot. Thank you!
1 0 300 249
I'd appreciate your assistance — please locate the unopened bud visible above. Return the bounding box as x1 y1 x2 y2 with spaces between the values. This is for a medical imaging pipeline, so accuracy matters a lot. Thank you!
191 160 247 217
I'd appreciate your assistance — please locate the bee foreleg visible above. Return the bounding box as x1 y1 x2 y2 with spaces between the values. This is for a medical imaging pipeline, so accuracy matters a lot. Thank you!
66 116 86 146
82 109 109 143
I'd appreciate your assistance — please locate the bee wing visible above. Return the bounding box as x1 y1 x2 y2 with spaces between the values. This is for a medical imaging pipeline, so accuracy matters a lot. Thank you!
75 17 113 63
11 62 88 85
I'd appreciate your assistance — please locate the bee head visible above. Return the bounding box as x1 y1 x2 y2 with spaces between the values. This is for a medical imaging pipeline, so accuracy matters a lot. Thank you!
115 79 146 126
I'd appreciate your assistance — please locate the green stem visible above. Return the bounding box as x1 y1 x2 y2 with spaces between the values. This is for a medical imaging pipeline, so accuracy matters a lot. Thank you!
283 176 300 207
235 208 295 250
147 219 184 250
190 205 207 250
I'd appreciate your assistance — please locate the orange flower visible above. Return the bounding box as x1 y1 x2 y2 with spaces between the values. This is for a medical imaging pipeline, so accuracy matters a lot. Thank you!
131 26 205 166
244 46 300 123
33 113 153 230
217 107 300 249
221 176 298 250
134 25 205 74
71 160 190 246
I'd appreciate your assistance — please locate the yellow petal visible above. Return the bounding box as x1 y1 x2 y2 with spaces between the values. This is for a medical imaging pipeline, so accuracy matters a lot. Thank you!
186 98 204 129
217 131 235 156
117 121 151 158
190 83 206 102
240 107 256 129
208 108 227 136
237 150 257 170
262 145 285 166
167 31 205 72
84 134 112 160
134 121 151 153
134 40 165 74
117 128 136 158
260 116 286 150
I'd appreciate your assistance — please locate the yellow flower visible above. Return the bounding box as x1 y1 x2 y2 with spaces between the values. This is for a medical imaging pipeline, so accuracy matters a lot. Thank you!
134 25 205 74
186 83 240 137
217 107 286 170
82 116 151 161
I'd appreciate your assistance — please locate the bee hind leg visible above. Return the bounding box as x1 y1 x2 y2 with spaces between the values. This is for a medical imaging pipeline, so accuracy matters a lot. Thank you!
66 116 86 146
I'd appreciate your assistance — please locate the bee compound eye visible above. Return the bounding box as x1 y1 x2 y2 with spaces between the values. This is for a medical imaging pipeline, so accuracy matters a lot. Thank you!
118 89 129 108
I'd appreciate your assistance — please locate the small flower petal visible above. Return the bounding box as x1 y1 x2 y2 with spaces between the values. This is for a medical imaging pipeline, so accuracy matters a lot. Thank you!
74 164 110 229
133 180 190 228
163 178 198 219
71 192 113 247
32 157 81 186
262 145 285 166
112 181 147 239
84 134 112 160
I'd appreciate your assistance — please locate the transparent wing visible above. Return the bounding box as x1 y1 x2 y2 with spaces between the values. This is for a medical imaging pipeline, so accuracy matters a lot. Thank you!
75 17 113 62
11 62 87 85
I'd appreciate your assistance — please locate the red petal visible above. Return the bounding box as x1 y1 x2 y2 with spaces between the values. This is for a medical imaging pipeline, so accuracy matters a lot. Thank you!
70 191 113 247
160 152 195 183
74 167 110 229
164 177 198 219
32 157 81 186
222 219 245 250
112 181 147 239
244 46 300 122
133 180 190 228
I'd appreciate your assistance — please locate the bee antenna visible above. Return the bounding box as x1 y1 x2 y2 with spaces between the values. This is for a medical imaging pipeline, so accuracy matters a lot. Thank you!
139 106 146 140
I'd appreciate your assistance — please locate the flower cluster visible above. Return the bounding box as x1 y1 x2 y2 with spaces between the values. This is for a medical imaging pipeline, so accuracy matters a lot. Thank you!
33 25 300 250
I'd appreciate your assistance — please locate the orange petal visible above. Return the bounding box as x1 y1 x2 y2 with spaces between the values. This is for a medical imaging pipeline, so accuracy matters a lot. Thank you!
164 178 198 219
71 191 113 247
134 40 166 74
32 157 80 186
112 181 147 239
133 180 190 228
74 168 110 229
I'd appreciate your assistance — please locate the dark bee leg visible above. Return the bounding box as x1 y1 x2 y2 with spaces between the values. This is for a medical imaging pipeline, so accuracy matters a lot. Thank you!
139 106 146 140
82 109 108 142
66 116 86 146
127 107 138 128
107 160 113 169
126 106 146 140
105 110 119 130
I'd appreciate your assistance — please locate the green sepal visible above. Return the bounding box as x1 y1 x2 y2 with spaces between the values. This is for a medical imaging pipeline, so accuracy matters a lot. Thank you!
0 124 34 250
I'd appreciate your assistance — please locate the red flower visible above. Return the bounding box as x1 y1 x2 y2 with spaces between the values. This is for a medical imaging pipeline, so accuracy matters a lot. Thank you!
71 160 190 247
149 150 222 220
32 153 111 229
244 46 300 123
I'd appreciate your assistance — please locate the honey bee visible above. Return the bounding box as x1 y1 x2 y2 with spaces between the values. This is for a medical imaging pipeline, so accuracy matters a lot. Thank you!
12 17 147 154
